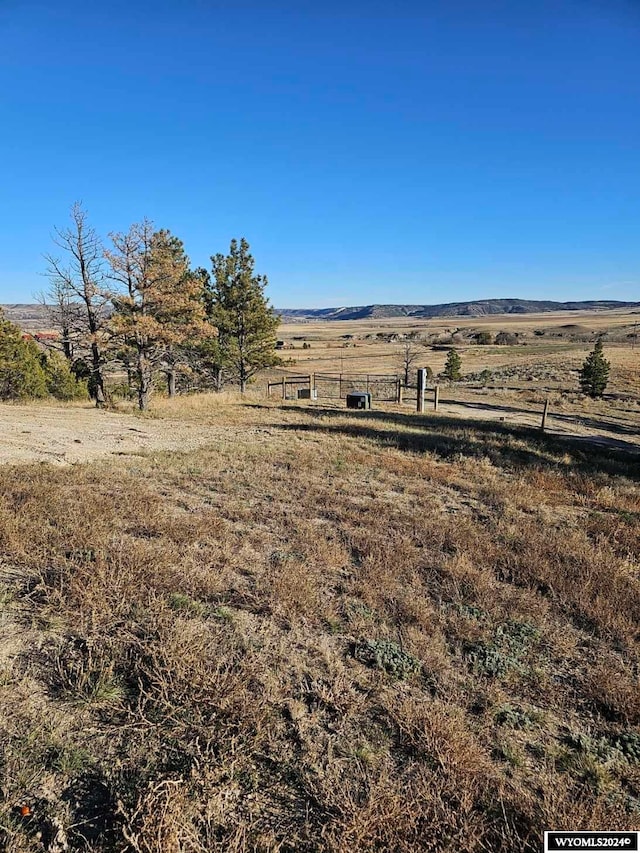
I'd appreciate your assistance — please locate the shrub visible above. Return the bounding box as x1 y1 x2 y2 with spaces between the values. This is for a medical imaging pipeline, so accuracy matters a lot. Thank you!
495 332 518 346
475 331 493 345
353 639 422 678
465 621 538 678
610 731 640 763
494 704 535 729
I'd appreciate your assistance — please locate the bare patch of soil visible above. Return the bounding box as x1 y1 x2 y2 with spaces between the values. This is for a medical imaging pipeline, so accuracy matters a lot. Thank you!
0 404 222 465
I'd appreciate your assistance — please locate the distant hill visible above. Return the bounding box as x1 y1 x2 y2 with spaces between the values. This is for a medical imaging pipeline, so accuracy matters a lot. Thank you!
277 299 640 320
2 299 639 330
0 303 54 329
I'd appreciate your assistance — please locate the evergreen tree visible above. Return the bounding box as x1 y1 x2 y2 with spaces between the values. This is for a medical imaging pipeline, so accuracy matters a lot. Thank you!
579 338 610 398
44 351 89 400
186 267 225 392
208 238 280 393
107 222 211 410
442 348 462 381
0 312 48 400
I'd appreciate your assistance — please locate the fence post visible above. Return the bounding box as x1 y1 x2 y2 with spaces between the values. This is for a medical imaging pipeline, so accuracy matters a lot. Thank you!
416 368 426 413
267 382 272 398
396 378 403 404
339 374 343 399
311 373 316 394
282 377 286 400
434 384 440 411
541 398 549 432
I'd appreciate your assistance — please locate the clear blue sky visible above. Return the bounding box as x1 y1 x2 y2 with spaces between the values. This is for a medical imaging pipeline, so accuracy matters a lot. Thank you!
1 0 639 307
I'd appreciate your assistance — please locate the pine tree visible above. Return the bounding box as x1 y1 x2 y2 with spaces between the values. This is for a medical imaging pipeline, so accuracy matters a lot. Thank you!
107 222 211 410
0 312 48 400
208 238 280 393
442 348 462 381
579 338 610 398
184 267 225 392
44 351 89 400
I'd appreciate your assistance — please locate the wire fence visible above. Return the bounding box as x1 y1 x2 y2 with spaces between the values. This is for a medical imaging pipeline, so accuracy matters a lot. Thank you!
314 373 401 402
267 372 403 402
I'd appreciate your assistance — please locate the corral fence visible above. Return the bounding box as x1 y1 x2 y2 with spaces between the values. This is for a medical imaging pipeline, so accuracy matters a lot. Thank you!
267 372 404 402
315 372 402 402
266 374 313 400
265 370 635 447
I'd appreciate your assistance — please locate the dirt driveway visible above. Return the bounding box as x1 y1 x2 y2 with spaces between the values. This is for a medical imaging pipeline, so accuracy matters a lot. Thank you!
0 404 217 465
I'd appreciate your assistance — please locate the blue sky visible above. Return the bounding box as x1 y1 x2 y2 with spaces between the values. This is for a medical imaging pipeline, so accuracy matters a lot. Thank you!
0 0 639 307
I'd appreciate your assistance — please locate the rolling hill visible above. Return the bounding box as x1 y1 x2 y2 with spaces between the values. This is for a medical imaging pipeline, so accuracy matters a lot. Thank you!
277 299 640 321
2 298 639 330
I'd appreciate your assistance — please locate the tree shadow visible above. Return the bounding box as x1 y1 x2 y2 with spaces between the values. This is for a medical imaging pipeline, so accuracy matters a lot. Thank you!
248 403 640 478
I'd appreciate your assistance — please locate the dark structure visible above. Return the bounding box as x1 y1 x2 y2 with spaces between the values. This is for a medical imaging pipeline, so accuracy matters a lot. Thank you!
346 391 372 410
297 388 318 400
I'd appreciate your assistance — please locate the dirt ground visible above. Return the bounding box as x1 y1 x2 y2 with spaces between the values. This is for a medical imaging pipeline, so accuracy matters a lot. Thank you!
0 404 221 465
0 391 638 467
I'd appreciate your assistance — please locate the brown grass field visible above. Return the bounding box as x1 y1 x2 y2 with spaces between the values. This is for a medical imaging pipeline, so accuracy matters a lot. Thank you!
276 307 640 392
1 311 639 851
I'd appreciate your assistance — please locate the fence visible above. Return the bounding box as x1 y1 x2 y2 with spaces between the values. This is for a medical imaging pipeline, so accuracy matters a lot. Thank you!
266 371 634 449
267 372 404 402
267 375 312 399
314 373 402 402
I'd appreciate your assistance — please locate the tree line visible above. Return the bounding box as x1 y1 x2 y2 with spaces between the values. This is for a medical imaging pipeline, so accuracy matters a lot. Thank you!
32 203 280 409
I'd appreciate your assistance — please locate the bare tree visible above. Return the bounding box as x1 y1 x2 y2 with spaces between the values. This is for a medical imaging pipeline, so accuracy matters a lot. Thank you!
43 202 110 405
36 279 83 362
397 340 426 387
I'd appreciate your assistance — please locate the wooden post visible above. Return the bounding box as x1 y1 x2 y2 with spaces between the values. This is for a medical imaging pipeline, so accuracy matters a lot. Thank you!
311 373 316 393
339 374 343 399
282 377 286 400
267 382 272 397
434 384 440 411
396 378 403 404
416 368 426 413
541 398 549 432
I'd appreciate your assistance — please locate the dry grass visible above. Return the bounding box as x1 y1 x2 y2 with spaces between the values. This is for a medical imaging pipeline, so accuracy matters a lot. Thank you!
0 395 639 851
276 308 640 381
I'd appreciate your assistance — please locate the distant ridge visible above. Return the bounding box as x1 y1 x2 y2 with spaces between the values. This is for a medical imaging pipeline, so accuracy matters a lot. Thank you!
276 299 640 321
2 299 639 330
